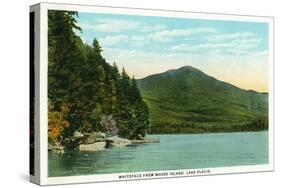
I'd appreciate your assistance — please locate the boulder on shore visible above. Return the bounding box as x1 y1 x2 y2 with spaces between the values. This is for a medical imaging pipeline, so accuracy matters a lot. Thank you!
106 136 132 148
48 144 65 154
83 132 106 144
79 142 106 151
73 131 84 138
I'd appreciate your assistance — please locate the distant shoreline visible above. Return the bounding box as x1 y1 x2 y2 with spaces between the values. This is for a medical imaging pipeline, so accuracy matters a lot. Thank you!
147 129 268 135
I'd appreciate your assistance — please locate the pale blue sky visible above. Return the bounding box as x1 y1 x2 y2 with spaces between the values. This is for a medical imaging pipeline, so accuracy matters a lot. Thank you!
75 12 269 92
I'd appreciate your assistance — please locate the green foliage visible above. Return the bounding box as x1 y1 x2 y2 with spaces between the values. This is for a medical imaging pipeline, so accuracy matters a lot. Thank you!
92 38 103 54
48 10 149 142
137 66 269 134
48 101 70 142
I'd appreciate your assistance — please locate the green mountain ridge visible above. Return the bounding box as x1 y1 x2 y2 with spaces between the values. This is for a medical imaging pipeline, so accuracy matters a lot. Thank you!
137 66 268 133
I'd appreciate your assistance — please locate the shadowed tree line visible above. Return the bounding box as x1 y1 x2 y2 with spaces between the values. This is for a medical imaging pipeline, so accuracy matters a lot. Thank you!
149 116 268 134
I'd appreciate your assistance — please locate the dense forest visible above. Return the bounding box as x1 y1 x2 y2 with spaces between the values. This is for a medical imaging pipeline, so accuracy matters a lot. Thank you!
47 10 149 145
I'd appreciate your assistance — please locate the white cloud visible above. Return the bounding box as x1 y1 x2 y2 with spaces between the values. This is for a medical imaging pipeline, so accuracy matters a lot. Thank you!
255 50 269 56
235 38 262 44
79 19 169 34
99 34 148 47
99 27 216 43
171 43 229 51
129 35 149 47
80 19 168 33
127 27 217 43
79 19 140 33
103 47 147 58
99 35 129 46
207 32 255 42
140 24 167 32
148 27 217 42
131 35 147 42
170 33 262 55
171 41 258 52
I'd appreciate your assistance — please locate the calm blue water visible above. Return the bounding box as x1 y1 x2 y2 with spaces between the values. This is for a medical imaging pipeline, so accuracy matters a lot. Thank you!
48 131 268 177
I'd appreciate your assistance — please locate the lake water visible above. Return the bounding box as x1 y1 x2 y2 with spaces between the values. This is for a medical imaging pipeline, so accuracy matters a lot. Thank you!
48 131 268 177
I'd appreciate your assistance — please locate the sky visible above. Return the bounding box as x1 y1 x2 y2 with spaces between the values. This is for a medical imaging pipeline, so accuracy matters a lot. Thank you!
75 12 269 92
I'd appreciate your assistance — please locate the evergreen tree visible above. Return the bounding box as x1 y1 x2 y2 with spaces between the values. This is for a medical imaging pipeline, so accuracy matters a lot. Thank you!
92 38 103 55
129 77 149 138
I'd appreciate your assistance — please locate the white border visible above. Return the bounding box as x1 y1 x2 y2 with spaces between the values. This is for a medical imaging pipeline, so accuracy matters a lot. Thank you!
29 4 41 185
34 2 274 185
39 3 49 185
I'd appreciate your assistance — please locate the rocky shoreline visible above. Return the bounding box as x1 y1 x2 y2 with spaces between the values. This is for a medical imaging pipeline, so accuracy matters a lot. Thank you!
48 131 158 154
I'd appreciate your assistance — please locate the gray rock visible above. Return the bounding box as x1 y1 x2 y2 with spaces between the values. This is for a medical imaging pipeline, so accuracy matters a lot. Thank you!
48 144 65 154
100 115 119 136
98 132 106 138
106 136 132 148
83 132 106 144
73 131 84 138
82 133 96 144
79 142 106 151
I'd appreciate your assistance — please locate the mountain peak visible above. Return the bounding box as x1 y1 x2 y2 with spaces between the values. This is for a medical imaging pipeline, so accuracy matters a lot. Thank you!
167 65 200 73
161 65 202 77
179 65 197 70
161 65 206 79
